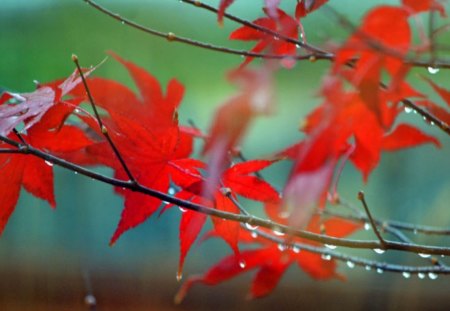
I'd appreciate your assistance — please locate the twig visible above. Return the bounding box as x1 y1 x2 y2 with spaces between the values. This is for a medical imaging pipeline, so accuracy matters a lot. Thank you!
358 191 386 248
180 0 329 55
72 54 136 183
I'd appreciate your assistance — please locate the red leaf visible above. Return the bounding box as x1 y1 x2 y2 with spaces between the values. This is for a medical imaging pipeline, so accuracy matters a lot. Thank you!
250 257 291 298
202 68 273 197
382 124 441 151
295 0 329 19
222 160 279 202
0 156 24 235
212 193 240 254
0 66 95 136
402 0 446 16
218 0 235 24
230 8 298 68
423 76 450 108
178 208 208 279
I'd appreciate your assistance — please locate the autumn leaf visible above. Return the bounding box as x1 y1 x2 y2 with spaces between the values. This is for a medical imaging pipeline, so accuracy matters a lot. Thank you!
176 215 361 301
0 66 95 136
230 8 298 68
0 79 93 235
202 68 273 198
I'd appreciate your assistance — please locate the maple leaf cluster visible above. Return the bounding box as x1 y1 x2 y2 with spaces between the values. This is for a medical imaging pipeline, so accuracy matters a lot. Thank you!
1 0 449 301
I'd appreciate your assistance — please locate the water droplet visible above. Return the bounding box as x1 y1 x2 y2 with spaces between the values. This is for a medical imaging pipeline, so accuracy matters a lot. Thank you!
418 253 431 258
74 108 81 114
176 271 183 282
346 261 355 269
74 171 78 175
245 223 258 231
418 273 425 279
413 229 418 235
178 207 187 213
84 294 96 306
321 254 331 261
251 232 258 239
325 244 337 250
278 244 287 252
295 44 301 49
168 187 176 195
376 268 384 274
292 246 300 253
427 66 440 74
441 255 445 258
44 160 53 167
272 228 285 236
239 260 246 268
121 21 125 25
365 265 372 271
373 248 385 254
364 222 371 231
428 272 438 280
402 272 411 279
404 106 413 114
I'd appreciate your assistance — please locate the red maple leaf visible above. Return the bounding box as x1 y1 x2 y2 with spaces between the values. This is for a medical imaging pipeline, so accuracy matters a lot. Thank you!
175 215 361 302
0 80 94 235
69 53 199 245
230 8 299 68
174 159 278 278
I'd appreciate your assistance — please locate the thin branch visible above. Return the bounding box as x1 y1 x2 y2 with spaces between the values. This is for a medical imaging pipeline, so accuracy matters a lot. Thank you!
358 191 386 247
72 54 136 183
2 133 450 258
83 0 321 62
180 0 329 55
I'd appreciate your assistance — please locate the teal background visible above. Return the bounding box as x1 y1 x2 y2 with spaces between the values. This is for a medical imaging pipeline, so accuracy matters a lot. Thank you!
1 0 450 309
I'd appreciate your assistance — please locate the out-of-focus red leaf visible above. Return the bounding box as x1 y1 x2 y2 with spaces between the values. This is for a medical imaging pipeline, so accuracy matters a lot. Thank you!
423 76 450 108
382 124 441 151
250 256 291 298
202 68 273 197
295 0 329 19
230 8 298 68
218 0 235 24
402 0 446 16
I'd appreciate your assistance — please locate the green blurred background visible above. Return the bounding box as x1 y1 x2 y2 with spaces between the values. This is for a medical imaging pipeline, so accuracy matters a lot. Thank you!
1 0 450 310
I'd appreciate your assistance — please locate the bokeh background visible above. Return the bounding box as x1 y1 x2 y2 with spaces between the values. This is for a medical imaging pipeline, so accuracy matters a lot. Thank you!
1 0 450 310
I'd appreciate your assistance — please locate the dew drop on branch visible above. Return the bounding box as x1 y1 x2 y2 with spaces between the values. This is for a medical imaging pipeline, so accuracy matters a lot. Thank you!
278 244 287 252
178 207 187 213
365 265 372 271
428 272 438 280
402 272 411 279
272 228 285 236
346 261 355 269
44 160 53 167
427 66 440 74
292 246 300 254
245 223 258 231
373 248 385 254
321 254 331 261
325 244 337 250
251 232 258 239
376 268 384 274
404 106 413 114
418 253 431 258
364 222 371 231
418 273 425 279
